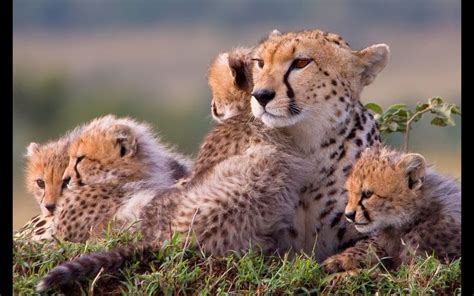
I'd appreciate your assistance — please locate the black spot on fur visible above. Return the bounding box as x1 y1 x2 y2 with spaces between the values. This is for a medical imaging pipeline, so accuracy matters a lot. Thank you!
321 138 336 148
337 227 346 241
314 193 323 200
331 212 343 228
320 206 335 219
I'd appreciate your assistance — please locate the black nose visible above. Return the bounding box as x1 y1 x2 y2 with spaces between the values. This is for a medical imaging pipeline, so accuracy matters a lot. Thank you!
252 89 275 107
345 211 356 222
45 203 56 213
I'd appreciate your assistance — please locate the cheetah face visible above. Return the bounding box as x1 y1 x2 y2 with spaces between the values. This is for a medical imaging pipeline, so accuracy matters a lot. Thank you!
344 148 426 233
63 124 141 187
251 29 389 128
208 48 254 123
25 142 70 216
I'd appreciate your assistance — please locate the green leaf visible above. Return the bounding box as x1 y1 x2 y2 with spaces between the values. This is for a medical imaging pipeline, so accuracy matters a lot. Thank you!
388 122 399 132
430 117 448 126
396 122 407 132
415 103 429 113
452 105 461 115
430 97 443 106
387 103 407 112
393 109 408 119
365 103 383 115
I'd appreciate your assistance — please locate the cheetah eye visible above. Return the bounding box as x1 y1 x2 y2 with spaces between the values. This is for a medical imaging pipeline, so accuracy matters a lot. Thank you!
361 190 373 200
252 59 264 69
293 58 312 69
36 179 45 189
62 176 71 189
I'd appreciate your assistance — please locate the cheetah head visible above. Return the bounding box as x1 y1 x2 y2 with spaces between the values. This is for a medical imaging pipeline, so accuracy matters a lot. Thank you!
63 121 142 187
208 47 254 123
251 29 389 128
344 146 426 233
25 141 71 216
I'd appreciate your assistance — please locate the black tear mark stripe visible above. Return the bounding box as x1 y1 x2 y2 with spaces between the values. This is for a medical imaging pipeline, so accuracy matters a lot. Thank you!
74 156 86 186
283 61 301 115
358 201 372 222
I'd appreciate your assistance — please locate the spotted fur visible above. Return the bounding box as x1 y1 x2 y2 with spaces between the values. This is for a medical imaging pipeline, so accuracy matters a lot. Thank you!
322 146 461 272
37 48 310 292
24 127 83 216
250 29 389 261
37 28 390 291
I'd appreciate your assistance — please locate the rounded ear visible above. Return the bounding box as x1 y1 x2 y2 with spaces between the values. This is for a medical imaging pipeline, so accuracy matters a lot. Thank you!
228 53 252 92
355 44 390 86
108 124 137 157
397 153 426 190
269 29 282 38
26 142 40 157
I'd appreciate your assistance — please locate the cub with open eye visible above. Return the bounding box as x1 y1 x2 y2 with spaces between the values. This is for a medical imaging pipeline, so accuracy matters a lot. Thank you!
322 146 461 272
25 128 83 216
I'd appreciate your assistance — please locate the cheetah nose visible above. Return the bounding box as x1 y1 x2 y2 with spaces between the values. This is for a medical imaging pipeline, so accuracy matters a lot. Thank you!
45 203 56 214
345 211 356 222
252 89 275 107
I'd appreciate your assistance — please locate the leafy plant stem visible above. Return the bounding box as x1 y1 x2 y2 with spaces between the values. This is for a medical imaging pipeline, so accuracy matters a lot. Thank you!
404 108 430 152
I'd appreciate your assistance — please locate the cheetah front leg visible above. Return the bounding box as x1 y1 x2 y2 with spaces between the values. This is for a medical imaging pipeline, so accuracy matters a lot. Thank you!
321 237 390 273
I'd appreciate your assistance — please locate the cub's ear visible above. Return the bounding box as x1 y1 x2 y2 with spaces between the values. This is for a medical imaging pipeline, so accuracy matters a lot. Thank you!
397 153 426 190
269 29 282 38
108 124 137 157
355 44 390 86
228 53 251 92
25 142 40 157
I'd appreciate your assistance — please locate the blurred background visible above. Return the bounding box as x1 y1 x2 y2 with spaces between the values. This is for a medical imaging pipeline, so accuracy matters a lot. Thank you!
13 0 460 229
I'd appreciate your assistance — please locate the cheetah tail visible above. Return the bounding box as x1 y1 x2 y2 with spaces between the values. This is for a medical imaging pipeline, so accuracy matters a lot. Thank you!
36 242 157 292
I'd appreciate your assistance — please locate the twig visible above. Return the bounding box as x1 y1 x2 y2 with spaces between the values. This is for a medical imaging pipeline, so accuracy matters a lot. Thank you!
180 208 199 261
88 267 104 296
404 107 431 152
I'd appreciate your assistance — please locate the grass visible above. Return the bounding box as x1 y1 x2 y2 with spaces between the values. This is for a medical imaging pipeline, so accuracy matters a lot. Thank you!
13 228 461 296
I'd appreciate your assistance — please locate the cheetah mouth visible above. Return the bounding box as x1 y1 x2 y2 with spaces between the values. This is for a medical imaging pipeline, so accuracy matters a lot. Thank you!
262 111 288 119
354 222 369 226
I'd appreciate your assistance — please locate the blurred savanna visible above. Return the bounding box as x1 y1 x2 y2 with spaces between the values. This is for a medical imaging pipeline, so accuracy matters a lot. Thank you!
13 0 460 229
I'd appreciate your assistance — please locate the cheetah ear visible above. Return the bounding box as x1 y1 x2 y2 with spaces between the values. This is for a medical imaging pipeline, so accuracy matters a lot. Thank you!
397 153 426 190
355 44 390 86
108 124 138 158
25 142 40 157
228 52 252 92
269 29 282 38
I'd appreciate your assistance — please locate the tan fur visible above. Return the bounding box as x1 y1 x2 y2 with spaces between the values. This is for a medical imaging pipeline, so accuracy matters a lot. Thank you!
208 47 254 123
37 29 391 290
322 146 461 272
139 49 310 256
21 115 192 243
251 29 389 261
25 129 82 216
15 214 54 241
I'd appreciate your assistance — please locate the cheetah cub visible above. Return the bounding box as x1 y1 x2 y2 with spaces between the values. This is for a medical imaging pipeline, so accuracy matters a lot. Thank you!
25 128 83 216
208 46 253 122
16 128 83 241
322 146 461 272
188 47 255 181
51 114 192 242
